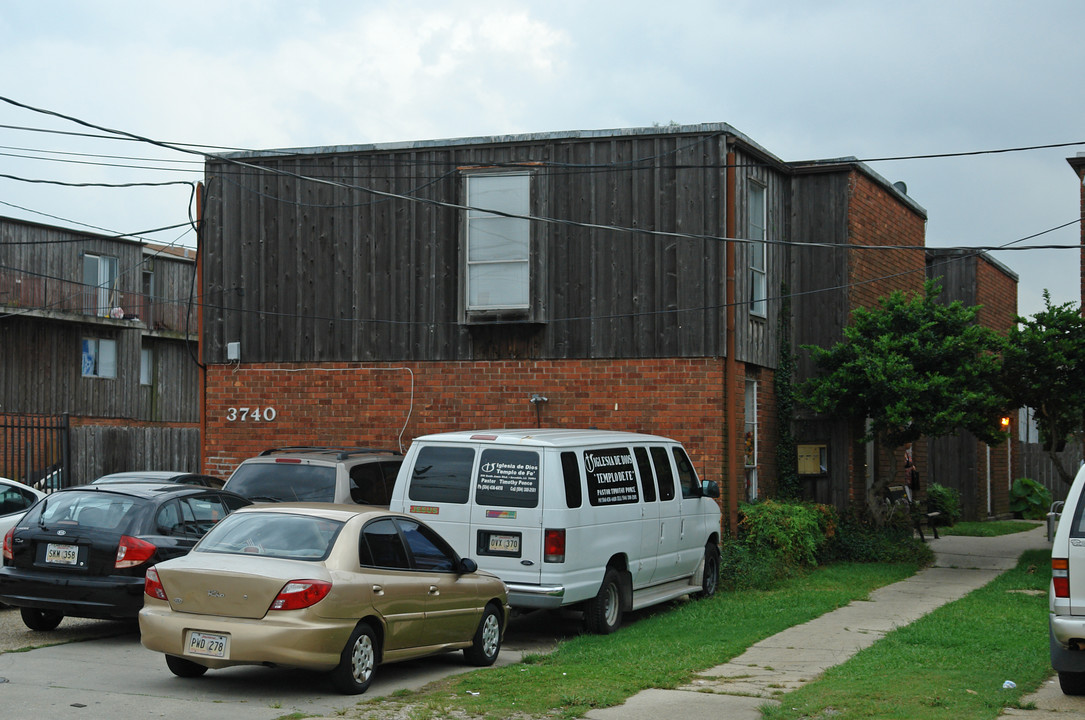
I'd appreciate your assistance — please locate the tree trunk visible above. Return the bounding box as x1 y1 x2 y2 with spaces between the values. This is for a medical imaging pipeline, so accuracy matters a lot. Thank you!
865 441 902 526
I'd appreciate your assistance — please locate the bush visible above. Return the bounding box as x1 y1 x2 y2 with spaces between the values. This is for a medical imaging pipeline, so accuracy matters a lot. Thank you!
737 500 830 567
822 504 933 565
925 482 961 526
1010 477 1053 520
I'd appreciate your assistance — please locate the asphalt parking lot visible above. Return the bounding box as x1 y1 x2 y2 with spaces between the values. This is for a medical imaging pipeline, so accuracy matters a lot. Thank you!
0 604 568 719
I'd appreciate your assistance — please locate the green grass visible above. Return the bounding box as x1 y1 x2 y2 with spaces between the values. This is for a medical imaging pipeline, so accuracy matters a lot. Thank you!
760 549 1051 720
352 561 920 720
940 520 1041 537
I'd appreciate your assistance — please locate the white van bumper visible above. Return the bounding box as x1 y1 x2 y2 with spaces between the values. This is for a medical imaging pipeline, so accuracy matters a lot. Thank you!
505 582 566 609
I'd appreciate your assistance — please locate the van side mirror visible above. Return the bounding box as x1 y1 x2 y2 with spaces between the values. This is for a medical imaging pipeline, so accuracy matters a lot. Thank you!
701 480 720 499
458 558 479 574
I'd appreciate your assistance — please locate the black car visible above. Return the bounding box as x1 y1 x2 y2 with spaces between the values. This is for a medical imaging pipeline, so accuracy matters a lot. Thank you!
0 483 250 630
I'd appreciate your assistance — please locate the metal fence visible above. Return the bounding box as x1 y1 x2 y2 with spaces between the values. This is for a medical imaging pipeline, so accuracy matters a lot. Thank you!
0 413 70 491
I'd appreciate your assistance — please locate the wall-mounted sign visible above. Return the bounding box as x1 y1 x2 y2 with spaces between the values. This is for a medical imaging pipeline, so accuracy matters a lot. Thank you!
797 444 827 475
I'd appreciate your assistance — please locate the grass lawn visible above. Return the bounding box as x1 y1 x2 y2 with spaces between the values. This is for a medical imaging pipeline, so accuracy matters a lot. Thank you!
940 520 1042 537
348 561 921 720
760 549 1051 720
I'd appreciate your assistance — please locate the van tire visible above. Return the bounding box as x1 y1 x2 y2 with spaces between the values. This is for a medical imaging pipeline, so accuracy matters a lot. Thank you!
695 543 720 599
584 569 623 634
1060 671 1085 695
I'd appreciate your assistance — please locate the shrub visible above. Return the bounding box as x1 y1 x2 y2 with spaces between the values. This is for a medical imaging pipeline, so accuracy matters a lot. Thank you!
925 482 961 526
822 504 933 565
1009 477 1053 520
737 499 829 567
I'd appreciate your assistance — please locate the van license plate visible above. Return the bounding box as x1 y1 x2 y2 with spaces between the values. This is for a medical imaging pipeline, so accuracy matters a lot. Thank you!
488 534 519 553
187 631 229 658
45 543 78 565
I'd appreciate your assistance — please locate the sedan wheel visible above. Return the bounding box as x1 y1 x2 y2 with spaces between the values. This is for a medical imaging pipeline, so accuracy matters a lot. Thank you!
20 607 63 631
166 654 208 678
331 622 378 694
464 603 502 666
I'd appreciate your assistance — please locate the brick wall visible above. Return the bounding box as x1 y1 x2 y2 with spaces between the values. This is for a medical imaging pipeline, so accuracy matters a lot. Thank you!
846 172 927 312
203 359 729 493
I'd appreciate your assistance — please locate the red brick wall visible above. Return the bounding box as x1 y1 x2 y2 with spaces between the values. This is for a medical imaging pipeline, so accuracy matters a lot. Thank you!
203 359 729 492
846 172 927 313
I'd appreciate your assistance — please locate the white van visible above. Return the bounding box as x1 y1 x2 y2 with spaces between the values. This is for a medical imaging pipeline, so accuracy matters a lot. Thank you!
389 429 722 633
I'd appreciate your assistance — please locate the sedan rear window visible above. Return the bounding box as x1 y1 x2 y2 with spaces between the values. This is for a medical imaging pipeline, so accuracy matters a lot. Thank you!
32 493 142 532
198 512 343 560
226 463 337 502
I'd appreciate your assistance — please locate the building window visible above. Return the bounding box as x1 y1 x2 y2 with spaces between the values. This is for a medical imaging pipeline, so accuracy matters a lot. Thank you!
83 253 119 317
140 346 153 386
744 378 759 499
142 269 155 326
464 173 531 312
82 338 117 378
747 183 767 317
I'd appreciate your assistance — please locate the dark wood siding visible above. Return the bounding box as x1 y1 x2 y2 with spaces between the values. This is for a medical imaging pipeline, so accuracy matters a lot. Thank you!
201 130 787 365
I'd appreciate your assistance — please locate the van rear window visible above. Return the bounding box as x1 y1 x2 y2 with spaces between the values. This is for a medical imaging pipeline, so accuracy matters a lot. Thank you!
584 447 639 506
408 446 475 504
475 449 540 508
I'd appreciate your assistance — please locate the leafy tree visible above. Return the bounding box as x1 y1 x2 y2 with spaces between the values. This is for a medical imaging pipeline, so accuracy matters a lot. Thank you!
801 279 1006 521
775 283 800 499
1002 291 1085 486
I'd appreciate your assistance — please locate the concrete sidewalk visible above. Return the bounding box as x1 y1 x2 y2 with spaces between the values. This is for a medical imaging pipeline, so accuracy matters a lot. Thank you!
585 525 1054 720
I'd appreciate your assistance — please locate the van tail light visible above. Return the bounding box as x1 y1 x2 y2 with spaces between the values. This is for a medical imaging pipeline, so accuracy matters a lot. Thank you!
2 527 13 561
544 529 566 563
116 536 158 569
145 566 167 600
1054 558 1070 598
270 580 332 611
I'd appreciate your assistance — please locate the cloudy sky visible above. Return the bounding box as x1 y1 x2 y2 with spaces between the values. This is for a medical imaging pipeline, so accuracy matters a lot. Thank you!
1 0 1081 317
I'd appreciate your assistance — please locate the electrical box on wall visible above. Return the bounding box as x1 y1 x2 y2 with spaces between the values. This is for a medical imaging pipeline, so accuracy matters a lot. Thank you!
226 342 240 361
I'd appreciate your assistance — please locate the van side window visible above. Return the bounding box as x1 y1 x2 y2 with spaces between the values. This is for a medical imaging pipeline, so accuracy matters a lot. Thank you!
633 447 656 502
475 449 540 508
561 451 583 508
650 446 676 501
672 447 700 499
408 446 475 504
584 447 640 506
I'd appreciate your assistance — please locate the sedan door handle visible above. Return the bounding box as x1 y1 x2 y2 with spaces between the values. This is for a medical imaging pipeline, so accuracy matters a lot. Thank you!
429 585 440 595
372 584 384 595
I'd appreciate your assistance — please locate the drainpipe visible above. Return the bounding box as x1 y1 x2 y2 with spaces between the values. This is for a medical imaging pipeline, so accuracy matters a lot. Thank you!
724 145 740 532
196 182 206 474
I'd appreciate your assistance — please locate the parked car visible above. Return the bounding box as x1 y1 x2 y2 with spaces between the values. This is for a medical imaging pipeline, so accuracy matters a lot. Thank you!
0 483 250 630
92 471 225 489
1051 463 1085 693
0 477 47 539
139 503 508 694
389 429 722 633
223 447 402 506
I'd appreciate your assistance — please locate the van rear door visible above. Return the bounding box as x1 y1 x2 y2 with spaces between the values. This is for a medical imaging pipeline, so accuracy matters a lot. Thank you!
399 444 477 555
469 446 544 589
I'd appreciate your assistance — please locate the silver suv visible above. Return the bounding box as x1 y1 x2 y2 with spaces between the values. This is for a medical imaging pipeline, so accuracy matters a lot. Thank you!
223 447 402 507
1050 463 1085 694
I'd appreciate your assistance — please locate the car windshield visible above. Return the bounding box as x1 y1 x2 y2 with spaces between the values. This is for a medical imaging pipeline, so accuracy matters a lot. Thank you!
226 463 336 502
197 512 343 560
31 492 142 532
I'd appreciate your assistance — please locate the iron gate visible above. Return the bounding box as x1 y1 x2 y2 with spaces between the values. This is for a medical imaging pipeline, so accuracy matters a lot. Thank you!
0 413 70 491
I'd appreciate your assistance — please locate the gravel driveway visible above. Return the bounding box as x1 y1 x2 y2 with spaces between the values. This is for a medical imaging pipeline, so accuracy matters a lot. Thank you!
0 604 136 653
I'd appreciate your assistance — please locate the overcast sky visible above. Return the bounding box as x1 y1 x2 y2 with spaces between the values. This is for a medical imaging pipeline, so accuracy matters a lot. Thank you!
1 0 1081 318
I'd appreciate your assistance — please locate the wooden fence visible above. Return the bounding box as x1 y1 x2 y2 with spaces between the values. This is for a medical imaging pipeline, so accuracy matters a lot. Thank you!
1018 441 1083 504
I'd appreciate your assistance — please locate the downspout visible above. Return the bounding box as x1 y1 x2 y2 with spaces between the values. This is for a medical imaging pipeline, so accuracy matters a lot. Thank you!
196 182 206 474
725 145 740 532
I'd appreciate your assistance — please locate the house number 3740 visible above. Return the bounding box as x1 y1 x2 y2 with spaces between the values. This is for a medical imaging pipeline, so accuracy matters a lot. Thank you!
225 407 277 422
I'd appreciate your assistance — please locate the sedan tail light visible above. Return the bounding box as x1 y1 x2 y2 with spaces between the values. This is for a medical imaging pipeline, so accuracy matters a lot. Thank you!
116 536 157 569
1054 557 1070 598
270 579 332 611
2 527 13 561
544 528 566 563
144 566 167 600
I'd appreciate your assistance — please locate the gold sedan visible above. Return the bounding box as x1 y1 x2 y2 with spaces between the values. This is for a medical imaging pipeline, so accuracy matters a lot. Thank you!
139 504 508 694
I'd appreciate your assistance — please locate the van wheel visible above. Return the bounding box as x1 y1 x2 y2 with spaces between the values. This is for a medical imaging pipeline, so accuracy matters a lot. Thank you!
463 603 502 666
584 569 623 634
1060 671 1085 695
20 607 63 631
695 543 720 599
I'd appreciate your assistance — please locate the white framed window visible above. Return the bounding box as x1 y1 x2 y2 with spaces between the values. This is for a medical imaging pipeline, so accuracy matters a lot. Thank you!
140 346 153 386
83 253 119 317
82 338 117 378
464 173 531 312
747 183 767 317
745 378 759 499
